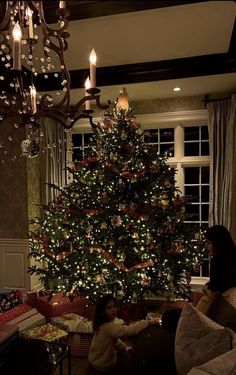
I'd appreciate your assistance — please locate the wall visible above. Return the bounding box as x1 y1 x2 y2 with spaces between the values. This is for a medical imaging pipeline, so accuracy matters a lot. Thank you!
0 117 42 291
0 118 29 238
132 95 206 114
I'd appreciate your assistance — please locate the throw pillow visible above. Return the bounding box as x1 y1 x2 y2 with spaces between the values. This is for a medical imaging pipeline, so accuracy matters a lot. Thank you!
206 293 236 332
187 348 236 375
175 303 234 375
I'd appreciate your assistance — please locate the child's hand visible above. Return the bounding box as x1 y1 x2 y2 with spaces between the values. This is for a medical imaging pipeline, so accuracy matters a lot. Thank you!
148 318 160 326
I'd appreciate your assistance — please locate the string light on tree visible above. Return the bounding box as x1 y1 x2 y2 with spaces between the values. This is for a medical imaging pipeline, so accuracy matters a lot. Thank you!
29 89 205 302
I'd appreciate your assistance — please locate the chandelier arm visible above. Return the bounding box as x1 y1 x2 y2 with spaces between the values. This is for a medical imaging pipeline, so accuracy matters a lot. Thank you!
31 1 71 109
94 95 111 110
65 113 99 129
0 1 11 30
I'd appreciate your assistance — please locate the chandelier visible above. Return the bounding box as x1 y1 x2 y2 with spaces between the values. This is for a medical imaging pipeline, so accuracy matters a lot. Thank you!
0 1 110 157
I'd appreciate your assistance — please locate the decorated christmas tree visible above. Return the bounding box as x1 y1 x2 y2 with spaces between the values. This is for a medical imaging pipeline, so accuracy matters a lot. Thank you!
29 89 204 302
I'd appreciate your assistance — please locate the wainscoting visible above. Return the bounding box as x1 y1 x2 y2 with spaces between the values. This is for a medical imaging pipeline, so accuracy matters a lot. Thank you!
0 238 40 292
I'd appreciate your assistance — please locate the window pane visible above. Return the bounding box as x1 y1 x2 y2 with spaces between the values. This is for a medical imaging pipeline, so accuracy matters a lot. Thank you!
149 144 159 155
201 258 210 277
84 133 92 146
143 130 151 143
149 129 158 143
202 166 210 183
185 186 199 202
201 204 209 221
201 186 209 202
160 144 174 156
72 148 83 162
84 147 92 158
185 204 200 221
72 134 82 147
185 142 199 156
185 167 199 184
201 142 209 156
160 128 174 142
184 127 199 141
201 126 209 140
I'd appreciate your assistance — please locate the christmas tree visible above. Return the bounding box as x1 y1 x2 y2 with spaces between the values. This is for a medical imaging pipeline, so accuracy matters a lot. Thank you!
29 88 204 302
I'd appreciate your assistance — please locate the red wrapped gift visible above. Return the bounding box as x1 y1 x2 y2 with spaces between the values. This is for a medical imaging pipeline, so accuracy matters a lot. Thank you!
27 292 94 322
0 304 32 325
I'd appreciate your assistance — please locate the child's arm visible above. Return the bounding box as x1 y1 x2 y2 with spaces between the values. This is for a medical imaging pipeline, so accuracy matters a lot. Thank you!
103 318 159 339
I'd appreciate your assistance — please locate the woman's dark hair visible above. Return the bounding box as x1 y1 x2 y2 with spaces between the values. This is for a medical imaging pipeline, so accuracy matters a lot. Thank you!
93 294 116 331
205 225 236 257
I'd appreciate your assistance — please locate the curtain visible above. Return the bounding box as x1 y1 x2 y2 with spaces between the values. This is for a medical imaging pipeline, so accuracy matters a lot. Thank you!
208 94 236 241
40 117 67 205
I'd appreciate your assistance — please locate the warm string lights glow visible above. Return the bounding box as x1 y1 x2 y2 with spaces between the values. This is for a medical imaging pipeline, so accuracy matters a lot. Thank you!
29 89 205 302
0 1 109 158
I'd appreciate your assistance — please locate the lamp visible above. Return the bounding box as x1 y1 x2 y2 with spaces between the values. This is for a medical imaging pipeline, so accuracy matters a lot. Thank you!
0 1 109 157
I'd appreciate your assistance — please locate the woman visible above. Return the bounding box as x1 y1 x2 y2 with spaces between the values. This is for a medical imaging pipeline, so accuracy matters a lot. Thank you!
88 294 159 374
196 225 236 312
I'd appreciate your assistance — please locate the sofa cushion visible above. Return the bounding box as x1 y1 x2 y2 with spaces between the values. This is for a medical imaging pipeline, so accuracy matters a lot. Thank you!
187 348 236 375
175 303 234 375
206 293 236 332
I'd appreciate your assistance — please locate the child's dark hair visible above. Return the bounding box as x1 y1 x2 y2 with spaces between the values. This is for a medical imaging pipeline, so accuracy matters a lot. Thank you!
93 294 116 331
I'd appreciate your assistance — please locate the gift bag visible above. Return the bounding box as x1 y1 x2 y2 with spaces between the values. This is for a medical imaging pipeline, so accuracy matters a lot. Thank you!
52 314 93 357
68 317 93 357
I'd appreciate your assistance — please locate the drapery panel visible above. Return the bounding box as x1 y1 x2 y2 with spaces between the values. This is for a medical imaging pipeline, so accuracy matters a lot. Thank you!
208 94 236 241
40 118 67 204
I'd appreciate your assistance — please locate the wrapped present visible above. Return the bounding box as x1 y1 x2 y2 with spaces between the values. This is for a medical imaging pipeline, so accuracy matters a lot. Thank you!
27 291 94 322
21 324 69 368
22 323 68 342
52 313 93 333
0 290 23 313
6 307 46 333
0 324 18 344
0 303 32 325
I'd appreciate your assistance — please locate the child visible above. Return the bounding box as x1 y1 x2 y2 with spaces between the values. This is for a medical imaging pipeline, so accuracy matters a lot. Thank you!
88 294 159 374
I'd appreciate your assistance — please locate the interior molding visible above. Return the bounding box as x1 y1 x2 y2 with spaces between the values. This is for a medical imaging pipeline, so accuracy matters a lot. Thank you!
35 53 236 92
136 109 208 126
33 1 211 23
73 109 208 132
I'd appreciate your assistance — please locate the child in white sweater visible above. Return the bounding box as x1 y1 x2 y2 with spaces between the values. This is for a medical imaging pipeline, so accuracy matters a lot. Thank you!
88 294 159 373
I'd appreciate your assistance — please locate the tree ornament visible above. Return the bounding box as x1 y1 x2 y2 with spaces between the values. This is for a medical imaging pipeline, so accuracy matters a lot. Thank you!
116 87 129 114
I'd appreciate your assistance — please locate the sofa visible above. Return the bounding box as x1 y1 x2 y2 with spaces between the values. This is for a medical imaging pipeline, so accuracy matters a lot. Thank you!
128 288 236 375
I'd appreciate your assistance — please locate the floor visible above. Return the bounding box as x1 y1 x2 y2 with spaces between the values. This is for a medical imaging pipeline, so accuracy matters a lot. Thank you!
54 355 89 375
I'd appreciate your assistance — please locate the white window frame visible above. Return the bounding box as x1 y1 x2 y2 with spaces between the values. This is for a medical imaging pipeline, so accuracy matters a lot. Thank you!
68 109 209 289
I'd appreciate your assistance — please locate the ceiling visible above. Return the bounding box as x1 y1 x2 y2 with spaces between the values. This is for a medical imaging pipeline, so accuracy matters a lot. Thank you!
2 0 236 104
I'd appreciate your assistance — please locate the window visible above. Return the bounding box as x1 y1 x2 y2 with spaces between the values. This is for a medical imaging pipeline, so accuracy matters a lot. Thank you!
69 110 210 283
143 128 175 156
72 133 93 162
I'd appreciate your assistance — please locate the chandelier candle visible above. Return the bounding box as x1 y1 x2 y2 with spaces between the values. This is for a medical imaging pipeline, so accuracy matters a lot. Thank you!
89 49 97 88
12 23 22 70
59 1 66 9
85 76 91 110
26 7 34 39
30 85 37 114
